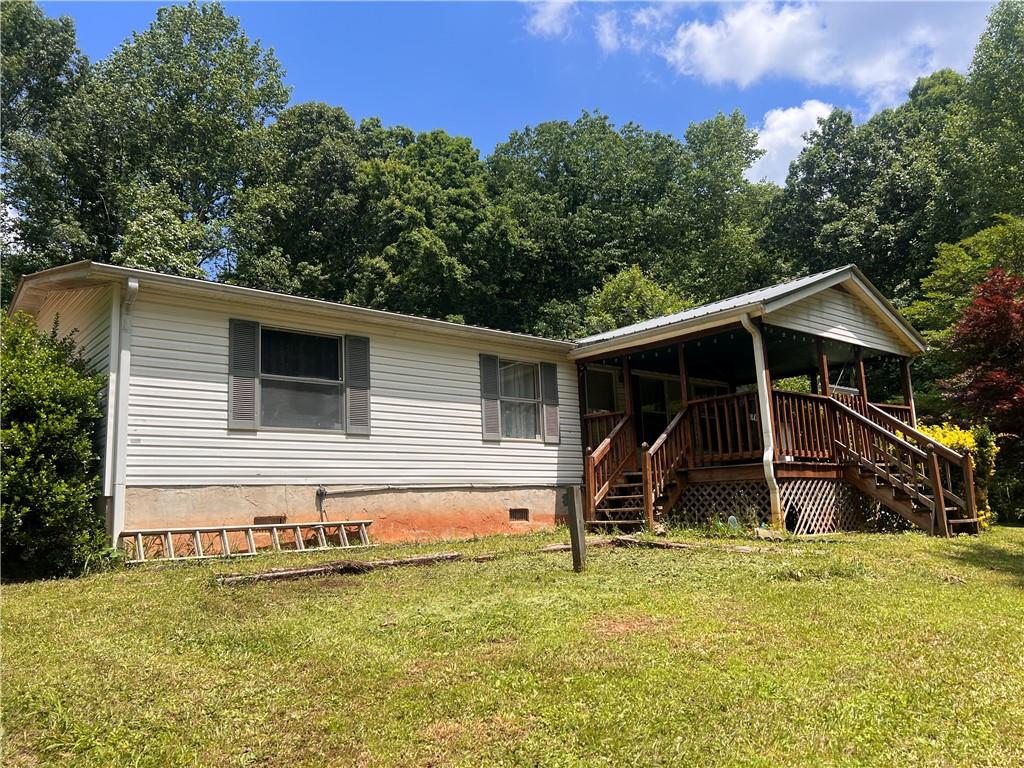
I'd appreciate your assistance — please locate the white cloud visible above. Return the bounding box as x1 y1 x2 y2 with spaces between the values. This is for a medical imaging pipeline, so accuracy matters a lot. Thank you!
595 11 621 53
525 0 576 39
748 99 835 184
659 2 990 112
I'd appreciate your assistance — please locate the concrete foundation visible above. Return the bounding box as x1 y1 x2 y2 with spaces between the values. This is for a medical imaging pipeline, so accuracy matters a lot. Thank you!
124 484 574 543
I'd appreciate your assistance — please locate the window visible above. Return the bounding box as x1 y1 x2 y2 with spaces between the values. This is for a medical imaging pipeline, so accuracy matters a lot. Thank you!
259 329 344 431
229 321 371 433
585 368 617 412
498 359 540 439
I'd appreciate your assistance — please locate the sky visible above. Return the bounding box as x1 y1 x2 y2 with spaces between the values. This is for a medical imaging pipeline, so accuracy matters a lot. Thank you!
42 1 995 184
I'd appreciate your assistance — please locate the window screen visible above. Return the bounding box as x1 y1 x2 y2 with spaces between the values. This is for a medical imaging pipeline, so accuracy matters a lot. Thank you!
261 329 340 380
261 379 343 430
498 360 540 439
259 327 344 431
586 369 617 412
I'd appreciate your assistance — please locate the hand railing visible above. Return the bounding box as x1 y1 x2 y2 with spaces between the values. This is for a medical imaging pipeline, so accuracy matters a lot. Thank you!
583 411 624 452
642 407 690 527
585 413 636 521
864 403 977 530
687 392 762 466
772 390 834 461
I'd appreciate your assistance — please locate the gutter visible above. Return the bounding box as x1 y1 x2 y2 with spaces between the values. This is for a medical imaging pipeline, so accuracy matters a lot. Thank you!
110 276 139 545
739 312 782 528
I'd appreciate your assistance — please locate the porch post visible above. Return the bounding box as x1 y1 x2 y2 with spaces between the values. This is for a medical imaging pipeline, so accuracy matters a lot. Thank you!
740 315 783 529
622 355 633 418
854 347 868 403
577 363 589 449
677 342 690 408
816 338 831 397
899 357 918 428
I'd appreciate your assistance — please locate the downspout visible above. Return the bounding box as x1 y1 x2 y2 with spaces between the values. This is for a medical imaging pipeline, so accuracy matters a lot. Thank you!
110 277 139 546
739 313 782 528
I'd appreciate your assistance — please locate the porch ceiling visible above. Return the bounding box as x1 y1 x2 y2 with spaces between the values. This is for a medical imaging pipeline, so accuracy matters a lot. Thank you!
586 325 897 386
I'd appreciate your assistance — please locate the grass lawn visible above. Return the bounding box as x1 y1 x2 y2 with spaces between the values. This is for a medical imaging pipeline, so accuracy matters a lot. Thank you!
3 527 1024 767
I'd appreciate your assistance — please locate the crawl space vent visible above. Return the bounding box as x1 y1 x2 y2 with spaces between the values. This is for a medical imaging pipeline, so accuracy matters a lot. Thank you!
508 508 530 523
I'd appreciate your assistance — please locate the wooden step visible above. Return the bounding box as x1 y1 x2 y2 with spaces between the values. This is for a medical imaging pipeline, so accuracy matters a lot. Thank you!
605 494 643 501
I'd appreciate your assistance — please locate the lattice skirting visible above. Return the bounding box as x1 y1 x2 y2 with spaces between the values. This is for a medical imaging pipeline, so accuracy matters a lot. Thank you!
671 480 772 528
667 478 896 533
780 479 867 535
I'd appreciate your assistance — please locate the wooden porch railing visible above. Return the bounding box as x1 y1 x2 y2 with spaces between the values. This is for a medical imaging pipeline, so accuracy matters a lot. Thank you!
864 402 977 531
686 392 762 466
772 391 833 461
582 411 624 452
585 413 635 521
642 407 690 527
872 402 914 425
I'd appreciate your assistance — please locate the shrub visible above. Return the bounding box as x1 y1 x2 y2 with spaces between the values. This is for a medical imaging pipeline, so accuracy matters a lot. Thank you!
916 421 999 527
1 312 107 579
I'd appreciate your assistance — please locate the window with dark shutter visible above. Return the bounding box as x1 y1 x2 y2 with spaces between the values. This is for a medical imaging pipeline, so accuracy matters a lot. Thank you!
345 336 371 435
540 362 560 444
480 354 501 440
228 319 259 429
228 321 368 433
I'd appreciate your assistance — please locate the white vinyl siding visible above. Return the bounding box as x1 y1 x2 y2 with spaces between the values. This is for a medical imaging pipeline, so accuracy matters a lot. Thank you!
34 285 115 493
124 293 582 487
765 287 914 356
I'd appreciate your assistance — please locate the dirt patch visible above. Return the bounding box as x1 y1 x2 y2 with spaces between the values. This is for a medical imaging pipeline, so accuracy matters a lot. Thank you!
590 615 671 638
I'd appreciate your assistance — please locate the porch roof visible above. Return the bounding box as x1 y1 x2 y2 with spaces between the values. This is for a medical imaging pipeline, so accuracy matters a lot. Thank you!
570 265 927 360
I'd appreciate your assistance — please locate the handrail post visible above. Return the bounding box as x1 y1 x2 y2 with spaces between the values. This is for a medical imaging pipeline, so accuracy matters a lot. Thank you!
963 453 978 522
926 447 949 537
584 448 596 523
641 443 655 530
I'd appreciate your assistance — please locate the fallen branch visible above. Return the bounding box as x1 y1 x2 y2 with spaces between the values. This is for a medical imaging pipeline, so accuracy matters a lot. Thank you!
216 552 462 585
611 535 762 554
538 538 614 553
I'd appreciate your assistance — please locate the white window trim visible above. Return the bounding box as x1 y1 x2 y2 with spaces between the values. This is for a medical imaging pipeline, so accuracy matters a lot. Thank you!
498 358 542 442
258 326 347 433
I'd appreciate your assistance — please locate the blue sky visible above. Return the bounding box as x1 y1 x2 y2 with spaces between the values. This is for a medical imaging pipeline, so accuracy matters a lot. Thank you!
43 1 994 183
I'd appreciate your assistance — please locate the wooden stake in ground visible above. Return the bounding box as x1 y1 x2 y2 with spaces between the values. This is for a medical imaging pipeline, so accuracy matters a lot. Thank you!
568 486 587 572
216 552 462 585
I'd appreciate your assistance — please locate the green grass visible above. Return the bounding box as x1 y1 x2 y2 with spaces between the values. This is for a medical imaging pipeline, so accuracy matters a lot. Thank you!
3 528 1024 767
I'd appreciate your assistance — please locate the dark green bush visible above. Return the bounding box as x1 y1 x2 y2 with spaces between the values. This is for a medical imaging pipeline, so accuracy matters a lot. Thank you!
1 311 106 579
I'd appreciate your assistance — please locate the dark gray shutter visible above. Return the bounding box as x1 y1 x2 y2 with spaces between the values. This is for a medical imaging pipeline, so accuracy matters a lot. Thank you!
540 362 560 444
345 335 371 434
480 354 501 440
228 319 259 429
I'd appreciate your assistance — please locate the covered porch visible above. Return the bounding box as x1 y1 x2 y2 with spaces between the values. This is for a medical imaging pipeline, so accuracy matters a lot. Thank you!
572 267 979 537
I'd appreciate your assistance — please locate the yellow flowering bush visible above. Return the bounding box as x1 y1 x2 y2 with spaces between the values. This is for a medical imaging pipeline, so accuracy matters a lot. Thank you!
916 422 998 528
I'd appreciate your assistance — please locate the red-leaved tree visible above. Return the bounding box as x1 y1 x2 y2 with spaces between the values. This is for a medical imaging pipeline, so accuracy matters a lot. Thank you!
943 269 1024 434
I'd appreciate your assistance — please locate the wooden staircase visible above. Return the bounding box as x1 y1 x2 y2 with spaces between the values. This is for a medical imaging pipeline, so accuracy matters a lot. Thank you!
832 398 980 535
583 393 980 537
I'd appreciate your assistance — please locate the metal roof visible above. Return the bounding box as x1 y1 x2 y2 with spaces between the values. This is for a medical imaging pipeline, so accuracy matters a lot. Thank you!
572 264 926 358
575 266 853 345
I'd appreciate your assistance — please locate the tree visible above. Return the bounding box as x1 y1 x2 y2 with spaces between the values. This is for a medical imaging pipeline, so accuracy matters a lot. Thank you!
943 270 1024 434
955 0 1024 230
0 0 84 141
1 313 106 579
533 265 689 340
2 0 288 301
906 214 1024 339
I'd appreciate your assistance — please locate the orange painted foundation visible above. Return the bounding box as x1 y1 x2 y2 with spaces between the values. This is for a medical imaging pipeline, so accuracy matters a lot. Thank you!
123 485 574 543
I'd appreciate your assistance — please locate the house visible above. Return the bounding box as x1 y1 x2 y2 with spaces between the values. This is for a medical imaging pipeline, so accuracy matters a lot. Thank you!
10 262 979 557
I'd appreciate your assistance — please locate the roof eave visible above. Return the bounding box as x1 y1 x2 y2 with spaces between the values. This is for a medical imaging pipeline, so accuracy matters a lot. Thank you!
568 305 763 360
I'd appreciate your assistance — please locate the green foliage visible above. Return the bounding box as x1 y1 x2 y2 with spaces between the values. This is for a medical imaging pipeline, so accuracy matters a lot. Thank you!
1 312 106 579
1 0 288 300
916 421 999 526
906 214 1024 338
533 265 689 340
